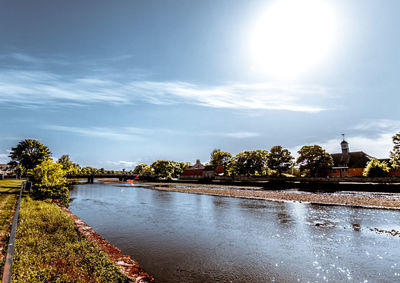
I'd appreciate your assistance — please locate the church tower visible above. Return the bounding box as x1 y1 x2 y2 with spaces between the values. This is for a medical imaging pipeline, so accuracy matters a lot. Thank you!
341 134 349 154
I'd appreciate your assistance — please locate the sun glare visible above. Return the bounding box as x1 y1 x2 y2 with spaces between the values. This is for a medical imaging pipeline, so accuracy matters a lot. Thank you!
250 0 338 79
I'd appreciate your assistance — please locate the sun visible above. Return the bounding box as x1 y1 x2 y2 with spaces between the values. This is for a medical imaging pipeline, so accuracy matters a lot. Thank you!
250 0 338 79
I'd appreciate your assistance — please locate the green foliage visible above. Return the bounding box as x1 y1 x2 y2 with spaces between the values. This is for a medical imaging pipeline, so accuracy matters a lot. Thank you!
363 159 390 177
133 164 154 176
81 166 99 175
267 146 294 176
232 150 269 176
171 161 189 177
9 139 52 172
57 154 81 175
296 145 333 177
210 149 232 168
150 160 185 179
151 160 174 179
390 132 400 169
12 198 128 282
28 159 69 205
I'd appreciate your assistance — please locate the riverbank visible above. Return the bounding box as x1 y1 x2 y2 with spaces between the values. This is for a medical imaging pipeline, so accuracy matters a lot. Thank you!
135 181 400 210
60 206 154 282
11 198 132 282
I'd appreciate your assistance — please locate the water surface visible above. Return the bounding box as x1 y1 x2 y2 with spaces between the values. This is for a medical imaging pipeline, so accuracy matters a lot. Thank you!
69 182 400 282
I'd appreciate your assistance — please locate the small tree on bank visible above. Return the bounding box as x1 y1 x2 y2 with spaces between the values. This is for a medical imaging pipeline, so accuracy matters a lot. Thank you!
133 164 154 176
9 139 52 175
267 146 294 176
28 159 69 205
210 149 232 172
232 150 269 176
57 154 81 175
151 160 175 179
296 145 333 177
363 159 390 177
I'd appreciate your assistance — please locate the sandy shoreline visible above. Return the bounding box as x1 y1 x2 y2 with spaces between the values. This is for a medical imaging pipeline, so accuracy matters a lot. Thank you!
130 181 400 210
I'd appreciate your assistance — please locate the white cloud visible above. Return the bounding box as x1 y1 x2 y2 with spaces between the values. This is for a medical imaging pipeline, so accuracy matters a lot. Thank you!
44 125 144 141
0 64 331 112
44 125 261 140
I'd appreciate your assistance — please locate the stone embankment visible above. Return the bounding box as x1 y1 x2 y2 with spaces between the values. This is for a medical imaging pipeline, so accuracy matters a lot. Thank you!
60 206 154 283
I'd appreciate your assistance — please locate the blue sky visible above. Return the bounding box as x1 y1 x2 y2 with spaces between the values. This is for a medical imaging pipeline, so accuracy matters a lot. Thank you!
1 0 399 169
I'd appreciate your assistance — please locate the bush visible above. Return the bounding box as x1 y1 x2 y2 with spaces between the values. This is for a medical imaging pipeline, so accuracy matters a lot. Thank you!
363 159 390 177
28 159 69 205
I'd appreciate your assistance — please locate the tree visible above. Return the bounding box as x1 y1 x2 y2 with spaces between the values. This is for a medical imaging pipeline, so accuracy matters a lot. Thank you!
151 160 175 179
363 159 390 177
28 159 69 204
232 150 269 176
390 132 400 169
81 166 99 175
57 154 81 175
9 139 51 171
171 161 190 178
210 149 232 168
296 145 333 177
133 164 154 176
267 146 294 176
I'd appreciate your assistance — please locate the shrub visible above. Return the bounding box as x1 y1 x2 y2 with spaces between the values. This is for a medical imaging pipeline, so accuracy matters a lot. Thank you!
363 159 390 177
28 159 69 205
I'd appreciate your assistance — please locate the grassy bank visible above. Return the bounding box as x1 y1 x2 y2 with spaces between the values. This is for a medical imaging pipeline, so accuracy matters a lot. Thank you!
0 179 23 273
12 198 128 282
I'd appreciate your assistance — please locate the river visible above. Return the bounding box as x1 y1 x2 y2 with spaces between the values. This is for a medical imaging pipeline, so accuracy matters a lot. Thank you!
69 182 400 282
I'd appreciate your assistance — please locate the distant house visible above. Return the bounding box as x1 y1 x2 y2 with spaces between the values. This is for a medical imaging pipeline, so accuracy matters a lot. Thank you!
180 160 225 180
0 164 14 179
328 139 374 177
181 160 205 180
203 165 225 179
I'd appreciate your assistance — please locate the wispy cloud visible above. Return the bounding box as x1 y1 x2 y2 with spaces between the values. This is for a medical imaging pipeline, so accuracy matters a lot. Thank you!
224 132 260 138
106 160 138 169
44 125 146 141
353 119 400 133
43 125 260 140
0 53 331 112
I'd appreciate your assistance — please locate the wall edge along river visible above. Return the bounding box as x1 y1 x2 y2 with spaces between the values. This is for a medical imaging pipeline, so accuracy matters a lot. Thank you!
59 205 154 283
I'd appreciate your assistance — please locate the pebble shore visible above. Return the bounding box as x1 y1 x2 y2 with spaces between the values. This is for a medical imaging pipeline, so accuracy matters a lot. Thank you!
141 182 400 210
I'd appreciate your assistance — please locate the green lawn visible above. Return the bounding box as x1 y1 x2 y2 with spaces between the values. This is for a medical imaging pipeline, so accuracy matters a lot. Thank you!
12 198 128 282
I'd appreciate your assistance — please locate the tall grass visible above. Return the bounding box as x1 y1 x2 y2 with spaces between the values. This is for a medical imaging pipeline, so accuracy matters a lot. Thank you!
12 198 128 282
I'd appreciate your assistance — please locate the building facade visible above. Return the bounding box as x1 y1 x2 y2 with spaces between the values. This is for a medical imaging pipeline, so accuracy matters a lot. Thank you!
328 140 373 177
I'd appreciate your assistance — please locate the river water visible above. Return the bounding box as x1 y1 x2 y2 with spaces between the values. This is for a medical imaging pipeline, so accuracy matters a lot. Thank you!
69 182 400 282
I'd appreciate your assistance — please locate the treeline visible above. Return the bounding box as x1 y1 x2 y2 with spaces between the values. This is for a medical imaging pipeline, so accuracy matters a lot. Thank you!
132 131 400 179
133 145 332 178
6 131 400 203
